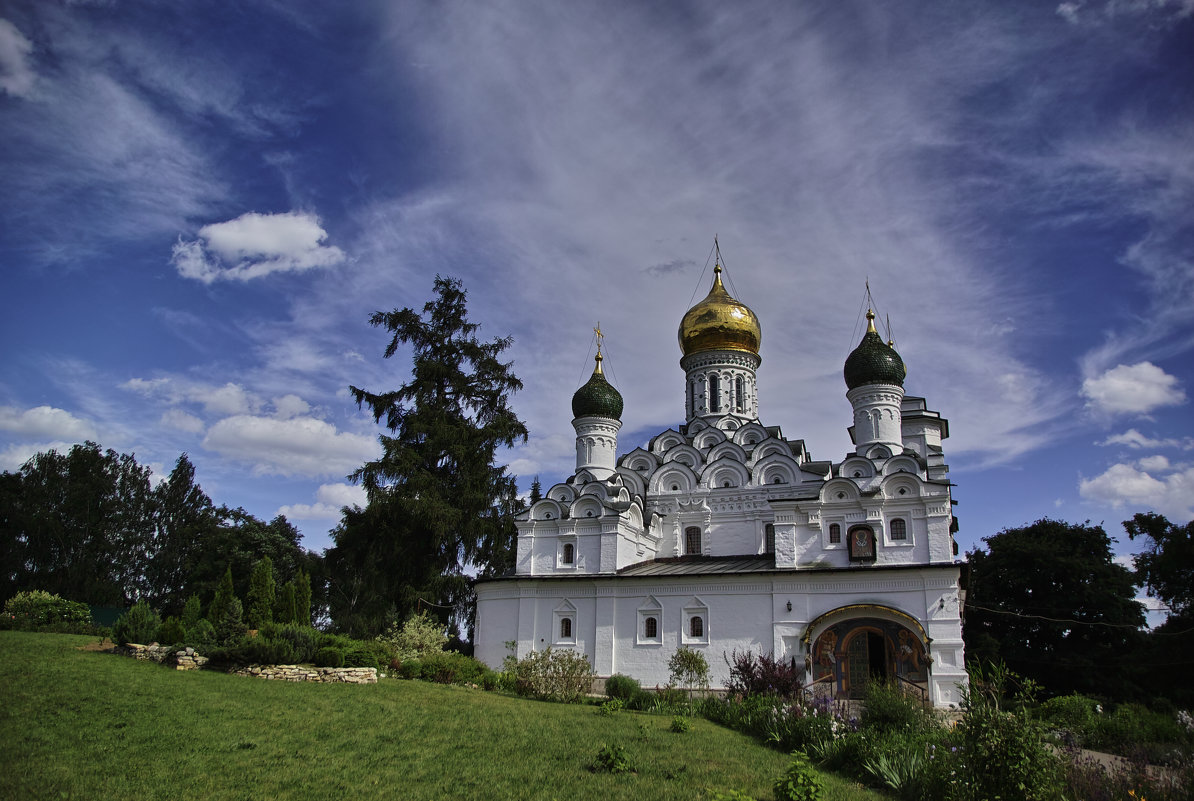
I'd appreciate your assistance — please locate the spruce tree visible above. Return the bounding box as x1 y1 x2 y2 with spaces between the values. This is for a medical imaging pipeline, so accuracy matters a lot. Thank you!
275 580 297 625
208 566 244 644
295 570 311 626
329 276 527 635
246 556 275 629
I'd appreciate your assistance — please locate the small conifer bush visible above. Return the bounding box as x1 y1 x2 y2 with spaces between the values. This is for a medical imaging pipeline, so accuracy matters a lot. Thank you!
113 601 162 646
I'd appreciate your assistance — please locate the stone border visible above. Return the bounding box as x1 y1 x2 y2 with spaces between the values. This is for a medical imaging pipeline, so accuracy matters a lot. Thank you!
112 643 376 682
232 664 377 684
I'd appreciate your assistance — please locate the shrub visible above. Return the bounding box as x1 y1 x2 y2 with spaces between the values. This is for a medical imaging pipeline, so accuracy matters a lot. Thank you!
668 646 710 694
504 646 593 703
709 791 755 801
376 611 449 662
113 601 162 646
261 623 320 664
725 649 804 700
186 618 216 651
605 673 641 702
155 616 187 646
314 647 344 668
860 679 936 735
956 663 1064 801
1089 702 1188 755
597 699 624 717
2 591 93 632
591 743 634 774
773 752 823 801
670 715 691 733
1040 693 1099 746
180 594 204 630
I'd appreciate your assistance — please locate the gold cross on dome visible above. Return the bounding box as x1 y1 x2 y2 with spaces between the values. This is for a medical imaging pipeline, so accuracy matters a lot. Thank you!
594 323 604 353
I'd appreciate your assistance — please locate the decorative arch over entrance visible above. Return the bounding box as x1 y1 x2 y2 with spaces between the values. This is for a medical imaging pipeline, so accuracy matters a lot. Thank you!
802 604 930 700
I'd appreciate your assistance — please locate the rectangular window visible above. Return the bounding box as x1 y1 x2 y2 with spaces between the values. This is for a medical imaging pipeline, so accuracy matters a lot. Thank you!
765 523 775 554
685 526 702 555
829 523 841 544
891 519 907 540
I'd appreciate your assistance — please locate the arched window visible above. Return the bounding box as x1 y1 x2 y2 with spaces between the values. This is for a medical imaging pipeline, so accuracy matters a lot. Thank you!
685 526 702 555
690 616 703 638
644 617 657 639
891 519 907 540
709 374 720 412
735 376 745 412
562 543 574 564
829 523 841 544
560 617 572 639
765 523 775 554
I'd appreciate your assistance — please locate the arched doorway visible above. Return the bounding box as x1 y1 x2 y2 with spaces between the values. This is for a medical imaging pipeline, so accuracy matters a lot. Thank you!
807 610 929 701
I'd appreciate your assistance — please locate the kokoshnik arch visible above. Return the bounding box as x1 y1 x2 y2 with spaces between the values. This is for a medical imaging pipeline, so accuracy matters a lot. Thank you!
475 255 967 707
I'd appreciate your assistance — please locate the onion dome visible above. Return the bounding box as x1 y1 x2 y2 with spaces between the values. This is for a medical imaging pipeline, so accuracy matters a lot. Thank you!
678 264 762 357
844 310 906 390
572 352 623 420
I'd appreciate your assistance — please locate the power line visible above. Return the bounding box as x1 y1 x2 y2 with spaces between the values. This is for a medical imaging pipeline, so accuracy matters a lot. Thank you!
965 602 1191 635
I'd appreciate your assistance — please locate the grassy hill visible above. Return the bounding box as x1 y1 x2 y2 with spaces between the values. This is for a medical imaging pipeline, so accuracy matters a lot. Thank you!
0 632 884 801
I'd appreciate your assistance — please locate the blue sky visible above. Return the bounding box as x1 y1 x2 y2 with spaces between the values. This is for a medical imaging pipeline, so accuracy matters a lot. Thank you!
2 1 1192 596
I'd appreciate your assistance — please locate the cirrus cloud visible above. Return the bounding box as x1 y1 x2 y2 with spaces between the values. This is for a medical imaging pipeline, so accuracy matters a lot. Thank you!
0 18 36 99
171 211 346 284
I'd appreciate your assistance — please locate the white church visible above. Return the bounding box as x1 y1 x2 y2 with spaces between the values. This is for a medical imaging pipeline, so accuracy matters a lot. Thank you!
475 258 967 707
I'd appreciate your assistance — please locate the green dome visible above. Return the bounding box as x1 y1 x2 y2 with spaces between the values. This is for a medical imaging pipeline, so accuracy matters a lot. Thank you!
572 354 623 420
844 311 906 390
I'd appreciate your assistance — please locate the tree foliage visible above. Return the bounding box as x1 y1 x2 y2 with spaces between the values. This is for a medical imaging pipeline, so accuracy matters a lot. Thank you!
327 276 527 636
1125 512 1194 619
246 556 275 629
964 518 1145 699
0 444 322 617
0 442 155 605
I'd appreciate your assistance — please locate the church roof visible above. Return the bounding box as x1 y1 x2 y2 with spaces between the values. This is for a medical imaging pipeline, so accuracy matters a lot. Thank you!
678 264 761 358
844 309 906 390
571 352 623 420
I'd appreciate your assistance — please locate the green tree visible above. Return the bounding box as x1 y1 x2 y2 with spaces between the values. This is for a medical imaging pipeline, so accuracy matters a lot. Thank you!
1124 512 1193 619
328 276 527 636
245 556 275 629
295 569 312 626
964 519 1145 699
145 453 218 615
1125 513 1194 706
529 476 542 505
0 442 156 605
275 580 297 624
207 566 244 645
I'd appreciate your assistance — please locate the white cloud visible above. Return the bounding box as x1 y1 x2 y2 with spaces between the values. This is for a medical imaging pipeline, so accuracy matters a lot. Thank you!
124 378 258 416
272 394 311 420
1081 362 1186 415
1137 454 1170 472
0 440 77 472
171 211 346 284
1079 462 1194 520
160 408 204 435
0 405 97 441
202 414 378 478
277 482 367 520
0 18 35 98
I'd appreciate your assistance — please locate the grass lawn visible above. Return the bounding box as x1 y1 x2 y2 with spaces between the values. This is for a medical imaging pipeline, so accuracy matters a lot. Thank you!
0 632 886 801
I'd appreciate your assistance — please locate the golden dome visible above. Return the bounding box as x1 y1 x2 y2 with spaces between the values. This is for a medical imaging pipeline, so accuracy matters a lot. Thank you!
678 264 762 357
